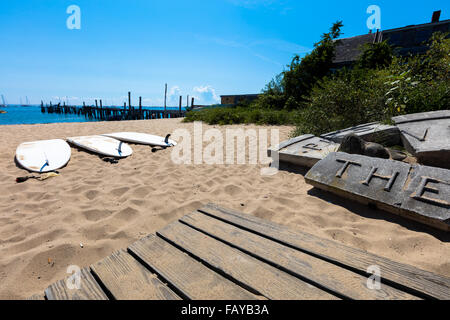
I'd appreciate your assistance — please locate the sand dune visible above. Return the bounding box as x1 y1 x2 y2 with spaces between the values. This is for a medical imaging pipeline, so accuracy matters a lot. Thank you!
0 118 448 299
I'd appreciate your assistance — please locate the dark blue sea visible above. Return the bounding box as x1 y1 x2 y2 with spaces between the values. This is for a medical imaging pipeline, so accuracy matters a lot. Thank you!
0 105 187 125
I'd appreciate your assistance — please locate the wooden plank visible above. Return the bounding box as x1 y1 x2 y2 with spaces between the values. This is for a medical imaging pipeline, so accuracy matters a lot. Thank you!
128 234 259 300
158 221 337 300
305 153 450 231
27 293 46 300
45 267 108 300
198 203 450 300
182 211 419 300
90 249 180 300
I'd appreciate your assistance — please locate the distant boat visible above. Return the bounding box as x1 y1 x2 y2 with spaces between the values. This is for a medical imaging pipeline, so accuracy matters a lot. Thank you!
21 96 31 107
1 94 6 108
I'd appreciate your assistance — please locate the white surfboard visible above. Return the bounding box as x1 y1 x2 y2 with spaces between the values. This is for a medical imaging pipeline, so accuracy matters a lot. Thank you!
67 135 133 158
102 132 177 147
16 139 71 173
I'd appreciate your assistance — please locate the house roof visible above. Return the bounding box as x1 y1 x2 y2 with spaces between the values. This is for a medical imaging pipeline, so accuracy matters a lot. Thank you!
332 33 378 65
332 18 450 66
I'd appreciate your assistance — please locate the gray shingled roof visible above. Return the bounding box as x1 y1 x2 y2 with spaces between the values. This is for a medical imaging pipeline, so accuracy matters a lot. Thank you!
332 33 377 65
332 19 450 67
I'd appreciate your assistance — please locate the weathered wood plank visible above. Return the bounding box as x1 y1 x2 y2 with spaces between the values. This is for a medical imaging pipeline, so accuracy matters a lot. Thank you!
198 203 450 300
269 135 339 168
182 211 418 300
393 111 450 169
157 221 337 300
45 267 108 300
320 122 400 146
305 152 450 231
27 293 46 300
90 249 180 300
128 234 260 300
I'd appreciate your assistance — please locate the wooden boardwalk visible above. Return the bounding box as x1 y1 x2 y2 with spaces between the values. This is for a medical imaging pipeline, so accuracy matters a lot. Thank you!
41 104 186 121
30 204 450 300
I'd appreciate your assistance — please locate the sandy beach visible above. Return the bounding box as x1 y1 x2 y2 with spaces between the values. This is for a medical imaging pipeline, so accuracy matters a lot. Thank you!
0 118 449 299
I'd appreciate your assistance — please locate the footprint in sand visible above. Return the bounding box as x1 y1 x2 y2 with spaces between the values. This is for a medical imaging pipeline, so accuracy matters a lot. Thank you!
113 207 139 222
84 189 100 201
82 209 112 222
224 184 244 197
110 187 130 197
133 186 152 198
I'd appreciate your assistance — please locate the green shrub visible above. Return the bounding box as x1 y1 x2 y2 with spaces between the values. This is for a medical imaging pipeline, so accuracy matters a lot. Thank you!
384 32 450 115
356 40 394 70
184 106 301 126
291 68 389 136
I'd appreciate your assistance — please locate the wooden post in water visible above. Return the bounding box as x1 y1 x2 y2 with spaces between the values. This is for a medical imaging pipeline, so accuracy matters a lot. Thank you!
191 97 195 108
179 95 182 114
139 96 142 119
164 83 167 117
128 92 132 111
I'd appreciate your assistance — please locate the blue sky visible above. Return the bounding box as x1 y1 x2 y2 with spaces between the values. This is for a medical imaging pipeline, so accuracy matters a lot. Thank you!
0 0 448 106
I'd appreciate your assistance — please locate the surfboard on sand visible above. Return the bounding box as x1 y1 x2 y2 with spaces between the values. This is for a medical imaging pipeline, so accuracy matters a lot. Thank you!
102 132 177 147
16 139 71 173
67 135 133 158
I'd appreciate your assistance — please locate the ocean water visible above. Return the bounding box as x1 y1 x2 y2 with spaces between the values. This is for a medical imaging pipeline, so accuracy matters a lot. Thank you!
0 105 186 125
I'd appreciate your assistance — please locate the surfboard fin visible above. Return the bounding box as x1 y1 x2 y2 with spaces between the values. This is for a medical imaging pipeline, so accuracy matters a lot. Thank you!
164 134 174 147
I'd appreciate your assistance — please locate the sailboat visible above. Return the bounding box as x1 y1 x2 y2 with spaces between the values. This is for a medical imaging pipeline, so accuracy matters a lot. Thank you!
22 96 31 107
0 94 6 113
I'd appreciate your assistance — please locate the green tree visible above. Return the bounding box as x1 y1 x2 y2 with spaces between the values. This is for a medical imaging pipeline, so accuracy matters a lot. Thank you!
357 40 394 69
282 21 343 106
253 21 344 111
253 73 287 110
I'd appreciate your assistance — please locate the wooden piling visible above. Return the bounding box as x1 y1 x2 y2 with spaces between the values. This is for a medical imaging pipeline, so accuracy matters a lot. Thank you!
41 97 186 122
128 92 132 111
164 84 167 115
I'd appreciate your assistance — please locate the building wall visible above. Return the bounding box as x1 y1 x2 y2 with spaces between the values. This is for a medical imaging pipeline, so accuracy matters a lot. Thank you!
221 96 236 105
220 94 260 105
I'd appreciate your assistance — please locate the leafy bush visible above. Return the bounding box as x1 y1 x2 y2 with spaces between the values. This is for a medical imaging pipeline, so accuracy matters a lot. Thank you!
184 106 301 126
292 68 390 136
356 40 394 70
384 32 450 115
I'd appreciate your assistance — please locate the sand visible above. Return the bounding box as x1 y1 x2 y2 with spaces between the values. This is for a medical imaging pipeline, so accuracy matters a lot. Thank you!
0 118 449 300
